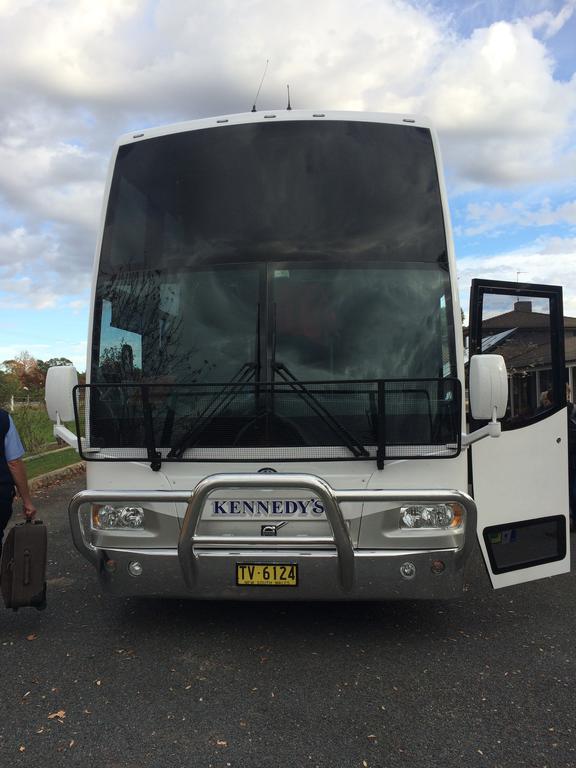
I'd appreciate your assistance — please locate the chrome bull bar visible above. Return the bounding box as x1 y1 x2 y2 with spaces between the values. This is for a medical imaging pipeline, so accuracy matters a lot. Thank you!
69 473 477 593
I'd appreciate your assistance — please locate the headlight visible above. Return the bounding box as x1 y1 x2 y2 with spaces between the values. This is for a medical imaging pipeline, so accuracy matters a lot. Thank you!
92 505 145 529
400 503 463 530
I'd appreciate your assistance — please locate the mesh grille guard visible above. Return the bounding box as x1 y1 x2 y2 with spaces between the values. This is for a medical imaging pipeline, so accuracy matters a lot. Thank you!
73 377 461 468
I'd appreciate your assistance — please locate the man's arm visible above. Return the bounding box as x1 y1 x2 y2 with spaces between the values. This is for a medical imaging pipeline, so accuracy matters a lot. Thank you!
7 458 37 518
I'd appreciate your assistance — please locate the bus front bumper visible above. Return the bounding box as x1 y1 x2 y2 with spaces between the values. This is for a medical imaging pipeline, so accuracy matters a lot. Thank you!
94 545 466 600
69 473 476 601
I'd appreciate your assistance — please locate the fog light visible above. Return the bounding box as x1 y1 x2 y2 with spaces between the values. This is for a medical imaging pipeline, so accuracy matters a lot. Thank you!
92 505 145 529
400 503 463 530
128 561 143 577
431 559 445 574
400 561 416 580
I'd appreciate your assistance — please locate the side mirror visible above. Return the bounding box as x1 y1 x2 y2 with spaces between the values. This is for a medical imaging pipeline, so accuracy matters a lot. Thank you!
45 366 78 423
469 354 508 421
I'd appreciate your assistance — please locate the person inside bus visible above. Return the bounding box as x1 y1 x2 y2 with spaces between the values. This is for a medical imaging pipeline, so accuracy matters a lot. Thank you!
0 408 37 558
537 389 553 413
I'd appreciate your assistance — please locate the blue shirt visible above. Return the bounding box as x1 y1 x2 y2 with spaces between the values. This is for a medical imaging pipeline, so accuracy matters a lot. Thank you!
4 415 24 461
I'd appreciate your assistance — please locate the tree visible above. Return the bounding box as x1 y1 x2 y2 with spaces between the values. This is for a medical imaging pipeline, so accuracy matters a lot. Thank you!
2 353 78 398
0 370 20 408
36 357 74 377
2 351 43 393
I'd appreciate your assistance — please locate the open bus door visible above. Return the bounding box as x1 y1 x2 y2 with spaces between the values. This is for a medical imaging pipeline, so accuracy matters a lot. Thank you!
469 279 570 588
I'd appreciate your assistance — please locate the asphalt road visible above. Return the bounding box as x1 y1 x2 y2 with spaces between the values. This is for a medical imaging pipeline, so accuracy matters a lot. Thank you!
1 472 575 768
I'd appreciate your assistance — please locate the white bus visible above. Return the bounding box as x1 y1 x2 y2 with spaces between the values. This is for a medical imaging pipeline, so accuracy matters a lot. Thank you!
46 110 571 599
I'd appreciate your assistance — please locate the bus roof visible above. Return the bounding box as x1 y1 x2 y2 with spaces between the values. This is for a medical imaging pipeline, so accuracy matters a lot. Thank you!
116 109 433 148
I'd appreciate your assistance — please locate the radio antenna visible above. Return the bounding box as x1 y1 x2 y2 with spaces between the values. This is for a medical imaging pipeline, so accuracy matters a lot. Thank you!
286 84 292 110
251 59 269 112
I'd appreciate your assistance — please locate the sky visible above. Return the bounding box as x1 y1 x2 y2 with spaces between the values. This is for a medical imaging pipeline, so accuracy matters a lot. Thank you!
0 0 575 371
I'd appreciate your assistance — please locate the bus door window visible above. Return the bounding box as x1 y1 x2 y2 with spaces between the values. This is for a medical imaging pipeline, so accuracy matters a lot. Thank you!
476 293 562 428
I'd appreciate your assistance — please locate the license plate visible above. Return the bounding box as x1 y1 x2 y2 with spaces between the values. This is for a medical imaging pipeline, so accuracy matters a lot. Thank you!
236 563 298 586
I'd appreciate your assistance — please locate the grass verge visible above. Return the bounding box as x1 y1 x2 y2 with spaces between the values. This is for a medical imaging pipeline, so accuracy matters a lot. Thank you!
24 448 81 480
10 405 77 456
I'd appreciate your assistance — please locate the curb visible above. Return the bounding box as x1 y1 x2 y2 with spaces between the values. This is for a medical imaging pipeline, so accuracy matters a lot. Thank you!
29 462 86 490
24 445 76 462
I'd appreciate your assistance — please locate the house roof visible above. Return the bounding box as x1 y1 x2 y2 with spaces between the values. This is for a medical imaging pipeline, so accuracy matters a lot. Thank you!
471 303 576 366
483 309 576 330
485 331 576 369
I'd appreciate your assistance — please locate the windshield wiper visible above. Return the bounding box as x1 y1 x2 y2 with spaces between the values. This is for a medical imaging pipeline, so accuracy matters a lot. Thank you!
167 362 257 458
272 362 369 458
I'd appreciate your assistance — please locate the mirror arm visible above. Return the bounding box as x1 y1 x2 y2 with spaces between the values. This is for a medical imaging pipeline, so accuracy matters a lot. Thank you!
462 407 501 447
53 411 80 450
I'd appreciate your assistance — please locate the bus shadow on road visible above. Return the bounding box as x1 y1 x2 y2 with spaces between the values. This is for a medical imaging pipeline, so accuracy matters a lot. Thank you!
116 592 486 645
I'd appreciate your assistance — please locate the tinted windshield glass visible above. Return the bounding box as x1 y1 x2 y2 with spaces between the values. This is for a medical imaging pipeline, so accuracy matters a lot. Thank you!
93 263 454 383
94 266 261 383
89 119 458 457
94 119 454 383
99 120 447 274
273 264 453 381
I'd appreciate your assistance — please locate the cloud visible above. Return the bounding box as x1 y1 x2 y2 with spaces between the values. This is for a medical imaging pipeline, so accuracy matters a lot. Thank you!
0 276 59 310
0 225 92 310
0 0 574 316
459 197 576 235
0 227 57 274
527 0 576 38
422 15 576 187
457 236 576 318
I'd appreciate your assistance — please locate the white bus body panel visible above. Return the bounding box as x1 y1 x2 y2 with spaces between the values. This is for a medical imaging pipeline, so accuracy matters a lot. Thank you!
472 409 570 588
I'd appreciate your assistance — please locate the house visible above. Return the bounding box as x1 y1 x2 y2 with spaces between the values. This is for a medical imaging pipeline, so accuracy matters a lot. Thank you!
480 300 576 417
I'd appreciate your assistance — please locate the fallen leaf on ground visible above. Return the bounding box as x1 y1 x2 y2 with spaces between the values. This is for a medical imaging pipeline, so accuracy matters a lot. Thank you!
216 740 228 747
26 634 37 641
19 746 25 752
48 710 66 720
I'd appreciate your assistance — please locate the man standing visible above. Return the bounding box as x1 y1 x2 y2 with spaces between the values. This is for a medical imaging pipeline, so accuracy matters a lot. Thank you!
0 408 36 557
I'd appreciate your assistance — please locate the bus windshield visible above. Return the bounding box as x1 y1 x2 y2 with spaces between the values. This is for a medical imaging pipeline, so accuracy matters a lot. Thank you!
94 119 455 384
94 262 454 384
87 119 458 459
